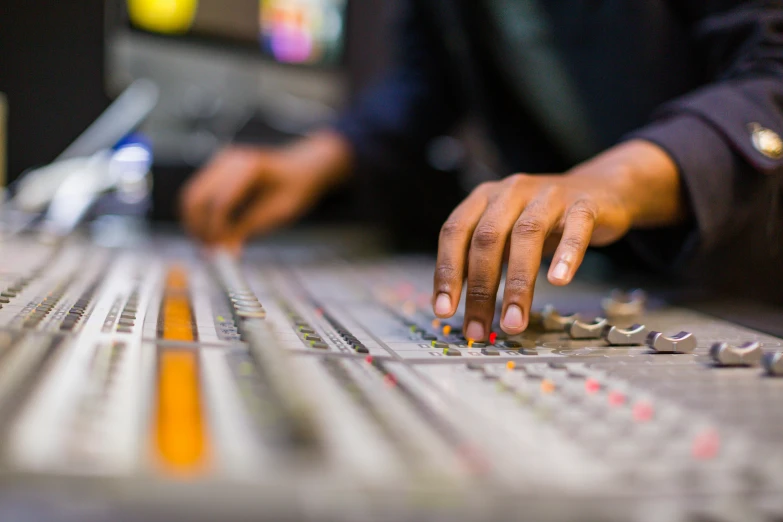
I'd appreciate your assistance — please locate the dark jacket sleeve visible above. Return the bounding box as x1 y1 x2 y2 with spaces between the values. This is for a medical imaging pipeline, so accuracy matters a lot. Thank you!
626 1 783 286
332 2 465 174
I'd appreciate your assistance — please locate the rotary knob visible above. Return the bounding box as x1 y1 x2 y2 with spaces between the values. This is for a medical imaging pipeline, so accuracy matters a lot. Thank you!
762 351 783 376
539 305 581 332
566 317 608 340
709 341 763 367
602 323 648 346
646 331 697 354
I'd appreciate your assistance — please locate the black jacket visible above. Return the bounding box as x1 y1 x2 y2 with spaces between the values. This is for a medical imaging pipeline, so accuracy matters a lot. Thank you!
334 0 783 302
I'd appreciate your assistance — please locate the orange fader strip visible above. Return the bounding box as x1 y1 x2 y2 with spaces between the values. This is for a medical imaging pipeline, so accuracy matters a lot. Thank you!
154 349 209 475
154 265 208 475
161 265 196 342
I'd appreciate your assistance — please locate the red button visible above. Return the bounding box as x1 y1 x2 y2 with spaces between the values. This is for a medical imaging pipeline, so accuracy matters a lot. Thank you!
585 378 601 394
632 401 654 422
489 332 497 345
692 429 720 460
608 391 626 407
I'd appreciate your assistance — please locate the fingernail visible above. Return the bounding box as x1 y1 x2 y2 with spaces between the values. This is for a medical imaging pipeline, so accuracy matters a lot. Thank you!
466 321 485 341
434 293 452 316
551 261 569 281
503 304 524 330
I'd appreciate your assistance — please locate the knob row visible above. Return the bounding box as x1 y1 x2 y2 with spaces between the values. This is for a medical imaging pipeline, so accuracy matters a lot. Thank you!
564 317 697 353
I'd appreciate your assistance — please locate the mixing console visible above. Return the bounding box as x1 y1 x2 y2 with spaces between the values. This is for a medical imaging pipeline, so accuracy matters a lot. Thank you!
0 234 781 521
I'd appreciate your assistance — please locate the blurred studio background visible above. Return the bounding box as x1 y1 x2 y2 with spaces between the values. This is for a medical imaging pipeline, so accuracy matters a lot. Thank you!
0 0 466 248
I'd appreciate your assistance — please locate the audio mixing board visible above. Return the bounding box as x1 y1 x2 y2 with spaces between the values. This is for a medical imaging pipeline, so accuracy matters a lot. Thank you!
0 233 781 521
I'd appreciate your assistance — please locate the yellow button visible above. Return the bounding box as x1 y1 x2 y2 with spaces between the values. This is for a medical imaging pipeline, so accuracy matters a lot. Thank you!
128 0 199 34
750 123 783 159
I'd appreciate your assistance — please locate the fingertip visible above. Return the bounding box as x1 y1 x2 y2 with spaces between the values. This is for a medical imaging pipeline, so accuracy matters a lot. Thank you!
433 293 453 317
501 303 527 334
547 260 572 286
465 320 486 342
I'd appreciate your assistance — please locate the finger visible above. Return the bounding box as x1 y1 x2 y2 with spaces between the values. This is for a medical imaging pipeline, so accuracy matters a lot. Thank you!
547 199 597 285
463 178 530 341
220 189 301 246
181 150 239 240
180 168 222 241
203 152 268 244
501 189 564 335
432 182 495 319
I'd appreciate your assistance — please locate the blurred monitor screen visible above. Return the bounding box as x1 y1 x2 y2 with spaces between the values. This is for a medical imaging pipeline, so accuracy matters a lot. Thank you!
125 0 347 66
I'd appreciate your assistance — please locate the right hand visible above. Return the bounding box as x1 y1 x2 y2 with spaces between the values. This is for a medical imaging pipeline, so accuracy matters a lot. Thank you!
180 131 353 252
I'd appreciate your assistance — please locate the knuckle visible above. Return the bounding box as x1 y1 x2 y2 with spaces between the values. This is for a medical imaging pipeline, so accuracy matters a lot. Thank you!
475 181 498 196
509 172 532 184
505 173 526 188
539 183 563 201
512 217 546 238
561 236 586 252
504 275 534 296
472 223 503 248
466 285 494 303
440 220 468 240
568 199 599 221
435 264 460 284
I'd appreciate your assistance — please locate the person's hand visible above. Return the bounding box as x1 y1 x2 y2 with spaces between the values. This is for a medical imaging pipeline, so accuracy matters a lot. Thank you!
432 139 685 340
180 131 353 253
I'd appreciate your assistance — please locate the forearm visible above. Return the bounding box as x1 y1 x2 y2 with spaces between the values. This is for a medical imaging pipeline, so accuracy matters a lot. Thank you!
282 130 356 190
567 139 687 229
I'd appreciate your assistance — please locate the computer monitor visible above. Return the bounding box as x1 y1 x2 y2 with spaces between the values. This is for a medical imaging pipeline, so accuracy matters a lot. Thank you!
124 0 348 67
106 0 349 168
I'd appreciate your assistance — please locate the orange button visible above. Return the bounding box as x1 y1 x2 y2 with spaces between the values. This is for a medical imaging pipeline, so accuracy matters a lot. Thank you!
540 379 556 394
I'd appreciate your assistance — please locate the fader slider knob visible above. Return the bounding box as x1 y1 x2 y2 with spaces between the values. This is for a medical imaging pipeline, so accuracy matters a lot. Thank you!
762 351 783 376
709 341 763 367
602 324 648 346
646 331 697 353
601 289 646 319
540 305 581 332
566 318 608 339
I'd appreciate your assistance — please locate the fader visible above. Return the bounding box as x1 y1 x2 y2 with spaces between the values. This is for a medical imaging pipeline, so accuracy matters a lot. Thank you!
0 233 780 521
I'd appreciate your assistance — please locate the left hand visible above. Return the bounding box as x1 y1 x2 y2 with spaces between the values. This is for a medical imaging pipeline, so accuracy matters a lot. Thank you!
431 139 685 340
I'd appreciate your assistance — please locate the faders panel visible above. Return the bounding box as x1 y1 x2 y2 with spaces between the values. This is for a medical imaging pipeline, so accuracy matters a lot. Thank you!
0 235 781 521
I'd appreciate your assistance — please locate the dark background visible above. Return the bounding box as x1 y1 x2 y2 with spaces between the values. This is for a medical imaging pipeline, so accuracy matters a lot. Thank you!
0 1 462 250
0 0 392 182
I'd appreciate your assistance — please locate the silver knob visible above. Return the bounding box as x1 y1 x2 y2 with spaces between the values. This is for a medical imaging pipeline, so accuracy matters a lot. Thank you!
646 331 697 354
709 341 763 367
601 289 646 320
540 305 581 332
602 323 648 346
566 317 608 339
762 351 783 376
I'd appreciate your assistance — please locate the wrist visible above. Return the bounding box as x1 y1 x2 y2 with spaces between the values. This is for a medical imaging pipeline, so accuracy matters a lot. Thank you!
282 130 355 190
567 139 685 228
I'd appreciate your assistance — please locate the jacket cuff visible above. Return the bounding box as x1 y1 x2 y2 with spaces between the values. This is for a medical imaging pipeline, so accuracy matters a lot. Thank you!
628 113 738 260
624 79 783 272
